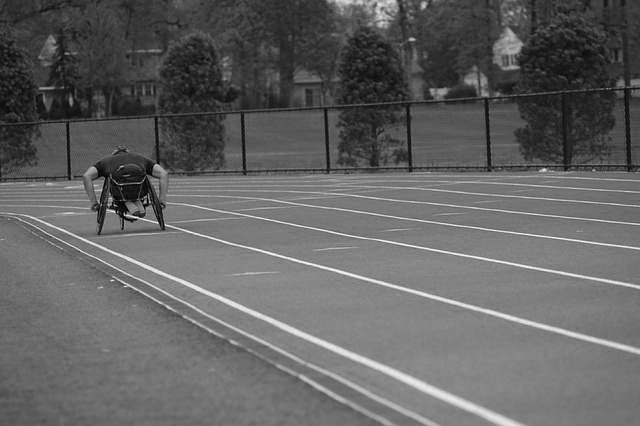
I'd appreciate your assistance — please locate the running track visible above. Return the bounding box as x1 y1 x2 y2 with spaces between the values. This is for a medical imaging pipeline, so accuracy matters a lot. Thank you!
1 172 640 426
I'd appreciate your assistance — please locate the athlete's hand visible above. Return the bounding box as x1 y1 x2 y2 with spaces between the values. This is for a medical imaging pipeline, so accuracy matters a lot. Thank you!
91 202 100 212
159 200 166 209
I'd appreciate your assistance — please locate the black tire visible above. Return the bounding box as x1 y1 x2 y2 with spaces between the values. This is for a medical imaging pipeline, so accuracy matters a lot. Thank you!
147 179 165 230
96 178 110 235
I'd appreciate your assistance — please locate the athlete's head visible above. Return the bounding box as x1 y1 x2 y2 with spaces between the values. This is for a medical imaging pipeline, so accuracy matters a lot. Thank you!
112 144 130 155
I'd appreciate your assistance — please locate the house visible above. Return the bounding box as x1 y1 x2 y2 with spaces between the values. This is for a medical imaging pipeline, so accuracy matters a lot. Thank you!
292 45 425 106
37 34 162 117
292 69 334 107
463 26 524 97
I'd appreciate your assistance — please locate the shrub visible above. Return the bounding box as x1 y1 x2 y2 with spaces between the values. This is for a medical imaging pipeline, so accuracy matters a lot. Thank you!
158 31 228 172
336 26 408 168
0 30 39 175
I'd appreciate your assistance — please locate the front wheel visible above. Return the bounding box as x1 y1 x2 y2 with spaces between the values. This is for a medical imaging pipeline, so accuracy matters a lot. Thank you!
96 179 110 235
147 180 165 231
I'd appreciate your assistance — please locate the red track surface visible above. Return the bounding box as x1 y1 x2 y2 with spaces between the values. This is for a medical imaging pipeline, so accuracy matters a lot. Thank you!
2 172 640 426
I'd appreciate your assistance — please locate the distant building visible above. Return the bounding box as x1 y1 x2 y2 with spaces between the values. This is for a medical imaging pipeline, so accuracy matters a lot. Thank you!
463 26 524 97
293 44 425 106
36 34 163 117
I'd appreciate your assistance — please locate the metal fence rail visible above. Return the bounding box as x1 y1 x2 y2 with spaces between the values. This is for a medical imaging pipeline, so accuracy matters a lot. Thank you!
1 86 638 180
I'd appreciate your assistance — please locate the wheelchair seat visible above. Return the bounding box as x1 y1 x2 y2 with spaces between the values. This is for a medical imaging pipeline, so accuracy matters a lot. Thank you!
109 164 147 202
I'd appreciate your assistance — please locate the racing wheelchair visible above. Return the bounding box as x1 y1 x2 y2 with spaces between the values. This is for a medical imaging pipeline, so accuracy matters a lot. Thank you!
95 164 165 235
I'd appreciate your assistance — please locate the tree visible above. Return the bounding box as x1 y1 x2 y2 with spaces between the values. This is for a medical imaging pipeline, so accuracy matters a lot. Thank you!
254 0 334 107
0 29 39 176
413 0 501 90
71 1 128 117
514 12 616 165
158 31 228 172
336 26 408 168
45 30 82 119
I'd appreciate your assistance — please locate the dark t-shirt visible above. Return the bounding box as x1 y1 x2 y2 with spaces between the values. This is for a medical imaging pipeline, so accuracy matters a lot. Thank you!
93 152 156 178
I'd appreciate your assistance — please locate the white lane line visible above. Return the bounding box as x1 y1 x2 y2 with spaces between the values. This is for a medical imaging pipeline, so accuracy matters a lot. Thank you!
350 185 640 208
433 213 467 217
6 215 440 426
381 228 421 233
174 202 640 294
170 217 240 224
235 206 294 212
3 213 522 426
228 271 279 276
97 231 181 239
172 190 640 224
164 205 640 357
313 247 358 252
454 180 640 194
174 196 640 252
194 185 640 211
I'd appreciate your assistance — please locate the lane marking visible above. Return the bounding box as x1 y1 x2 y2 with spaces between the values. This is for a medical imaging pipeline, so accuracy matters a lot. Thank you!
173 202 640 292
96 231 181 239
170 217 240 224
112 204 640 360
7 216 440 426
313 247 358 252
452 180 640 194
235 206 294 212
2 213 523 426
228 271 279 277
382 228 421 233
187 186 640 210
174 196 640 252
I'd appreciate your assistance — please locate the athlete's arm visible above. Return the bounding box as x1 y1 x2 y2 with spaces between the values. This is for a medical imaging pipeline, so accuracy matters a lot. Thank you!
151 164 169 208
83 166 100 211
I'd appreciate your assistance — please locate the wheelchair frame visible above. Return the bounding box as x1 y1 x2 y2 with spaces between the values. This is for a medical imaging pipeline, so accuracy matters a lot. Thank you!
96 173 165 235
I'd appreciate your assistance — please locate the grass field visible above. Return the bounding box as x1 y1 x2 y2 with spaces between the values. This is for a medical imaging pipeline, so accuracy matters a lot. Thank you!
3 96 640 179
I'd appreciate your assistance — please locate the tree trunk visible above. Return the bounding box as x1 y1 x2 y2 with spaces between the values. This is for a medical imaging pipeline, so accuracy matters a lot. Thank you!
530 0 537 35
621 0 631 86
278 38 295 108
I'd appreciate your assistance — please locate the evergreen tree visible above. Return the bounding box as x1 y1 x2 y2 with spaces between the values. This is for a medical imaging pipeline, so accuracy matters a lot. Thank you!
336 26 408 168
158 31 228 172
515 12 616 165
0 29 39 176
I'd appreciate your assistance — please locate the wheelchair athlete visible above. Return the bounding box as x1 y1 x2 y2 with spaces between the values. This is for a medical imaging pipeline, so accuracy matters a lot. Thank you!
83 144 168 218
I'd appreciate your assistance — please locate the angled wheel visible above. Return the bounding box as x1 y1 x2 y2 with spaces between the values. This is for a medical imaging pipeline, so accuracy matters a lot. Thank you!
147 179 165 231
96 178 110 235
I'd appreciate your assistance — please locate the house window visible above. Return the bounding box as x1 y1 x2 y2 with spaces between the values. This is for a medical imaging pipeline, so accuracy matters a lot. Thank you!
305 89 314 107
501 54 518 67
610 48 621 63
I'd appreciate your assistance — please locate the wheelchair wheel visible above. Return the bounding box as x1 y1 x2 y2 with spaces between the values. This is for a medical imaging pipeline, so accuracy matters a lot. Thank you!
96 178 110 235
147 180 165 231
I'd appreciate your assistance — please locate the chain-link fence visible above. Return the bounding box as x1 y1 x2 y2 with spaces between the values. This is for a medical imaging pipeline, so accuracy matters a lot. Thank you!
1 86 639 180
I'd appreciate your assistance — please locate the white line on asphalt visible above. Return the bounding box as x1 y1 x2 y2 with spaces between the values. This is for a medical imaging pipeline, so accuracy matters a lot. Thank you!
174 195 640 252
228 271 279 276
165 203 640 355
313 247 358 252
2 212 521 426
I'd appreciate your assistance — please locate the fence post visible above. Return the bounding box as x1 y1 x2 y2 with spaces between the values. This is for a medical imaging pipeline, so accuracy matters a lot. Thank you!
484 97 492 172
66 121 71 180
406 103 413 172
324 108 331 174
241 112 247 175
562 92 570 171
154 116 160 164
624 88 632 171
